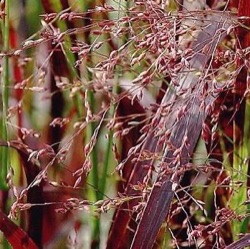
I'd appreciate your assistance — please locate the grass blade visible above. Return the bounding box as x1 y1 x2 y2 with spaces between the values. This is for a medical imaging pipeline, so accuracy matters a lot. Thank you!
131 14 231 248
0 209 38 249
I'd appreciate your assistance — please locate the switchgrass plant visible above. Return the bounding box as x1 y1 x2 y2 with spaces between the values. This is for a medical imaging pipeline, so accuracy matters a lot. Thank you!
0 0 250 248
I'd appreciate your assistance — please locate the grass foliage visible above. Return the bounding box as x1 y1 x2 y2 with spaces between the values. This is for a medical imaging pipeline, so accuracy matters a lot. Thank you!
0 0 250 248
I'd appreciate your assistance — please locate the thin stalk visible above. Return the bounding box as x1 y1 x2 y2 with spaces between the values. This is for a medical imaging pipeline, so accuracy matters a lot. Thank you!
54 3 83 118
86 77 100 249
240 95 250 233
1 7 12 249
99 73 119 199
90 1 129 243
0 0 10 190
82 2 101 247
87 89 100 200
98 0 128 199
230 109 248 238
84 11 99 196
231 0 250 238
61 38 84 118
